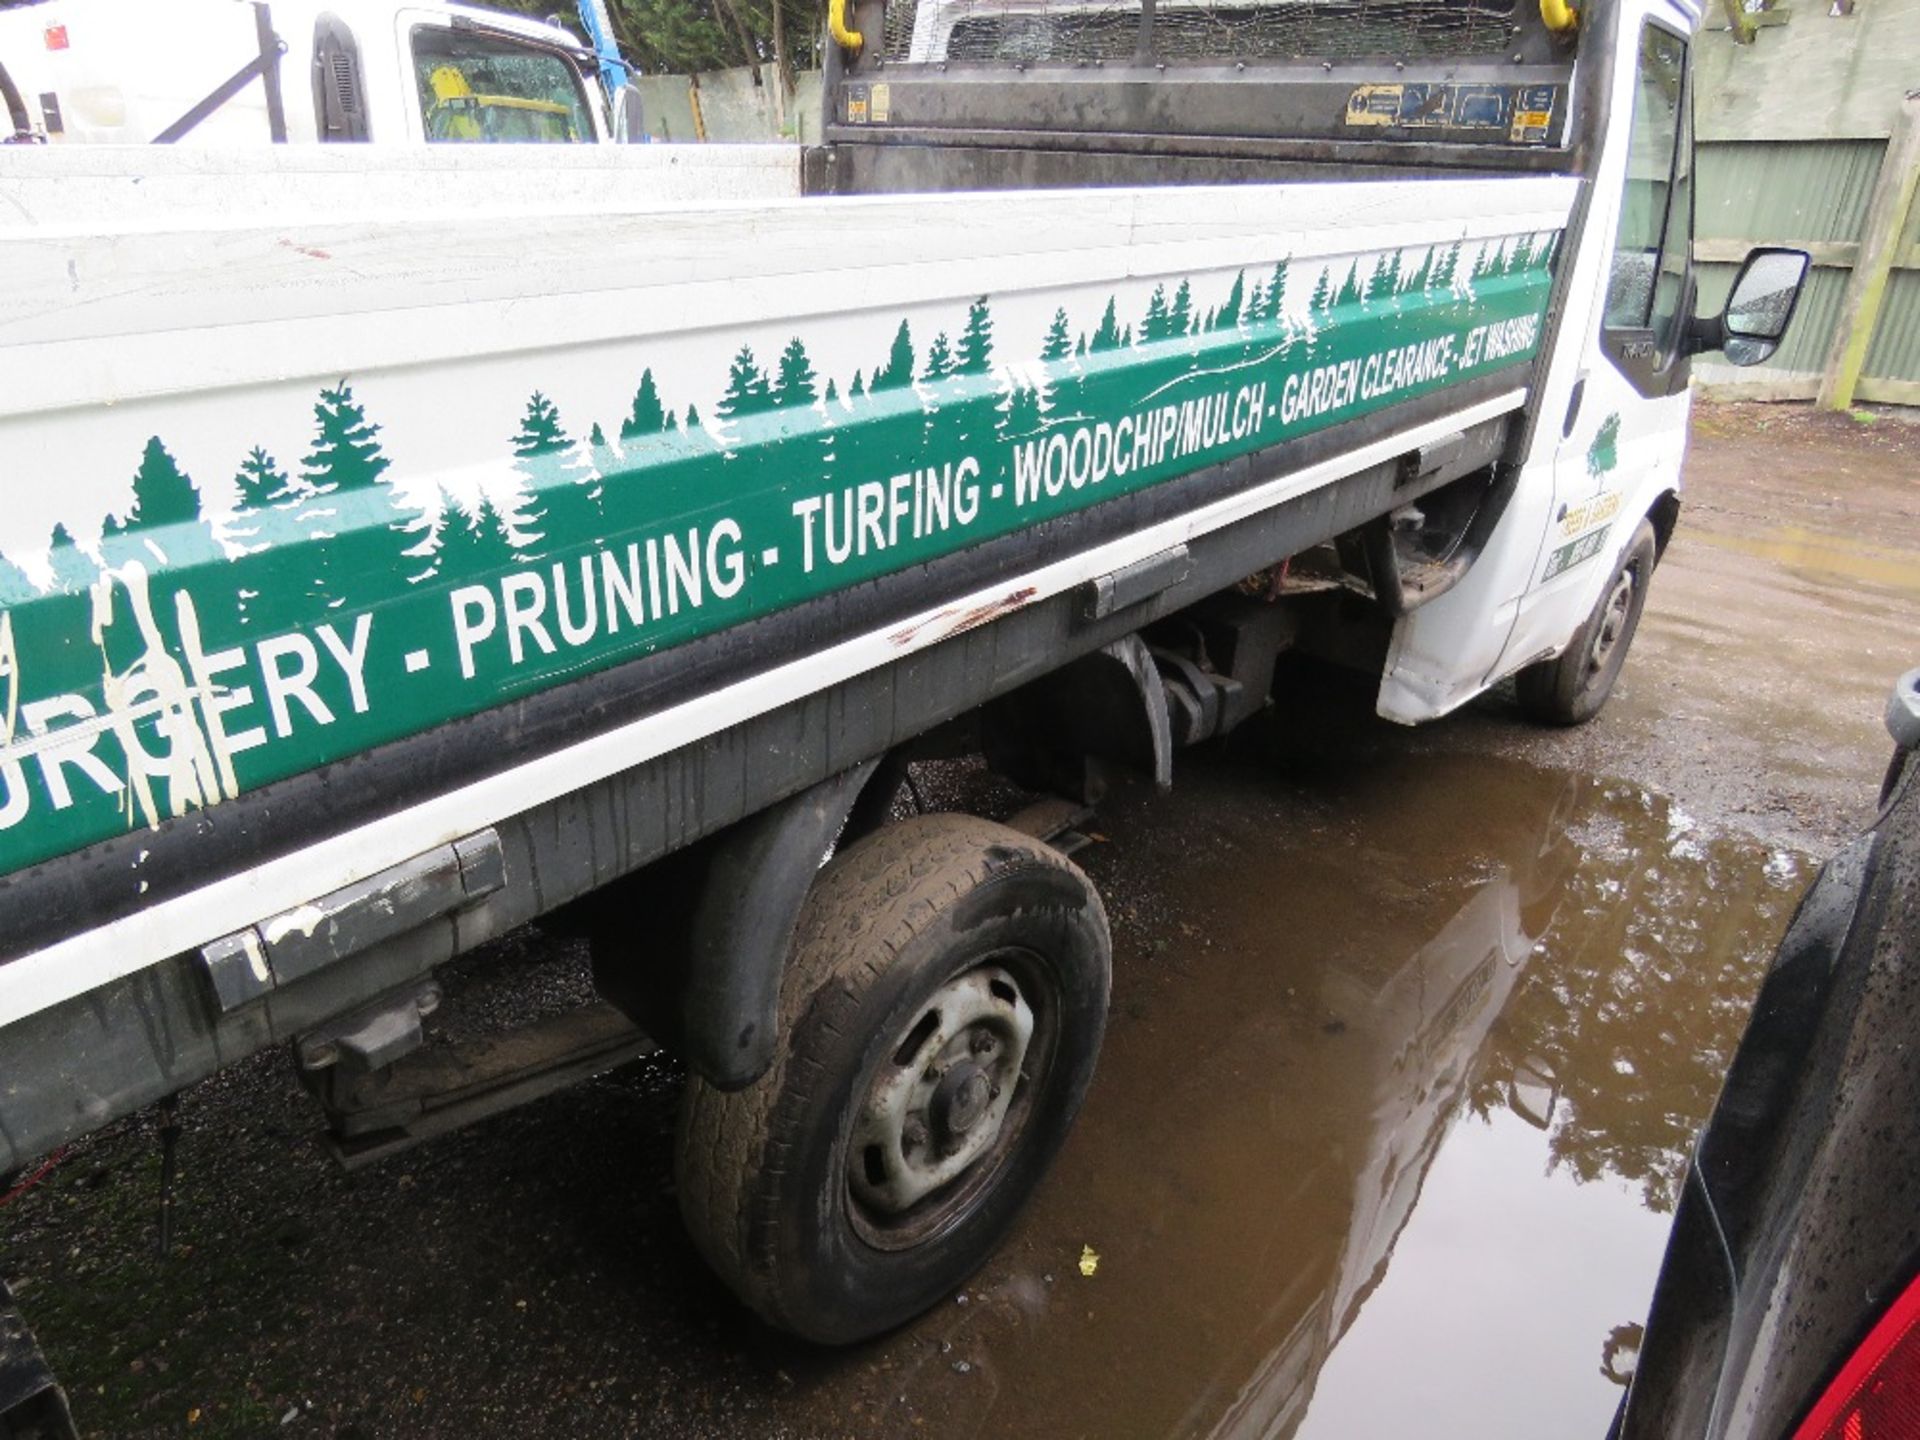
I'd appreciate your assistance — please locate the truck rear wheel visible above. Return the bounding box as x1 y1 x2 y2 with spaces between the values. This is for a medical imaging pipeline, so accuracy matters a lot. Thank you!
675 813 1111 1343
1517 519 1658 727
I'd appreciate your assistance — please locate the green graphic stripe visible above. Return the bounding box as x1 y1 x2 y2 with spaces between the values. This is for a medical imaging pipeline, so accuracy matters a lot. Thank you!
0 245 1554 877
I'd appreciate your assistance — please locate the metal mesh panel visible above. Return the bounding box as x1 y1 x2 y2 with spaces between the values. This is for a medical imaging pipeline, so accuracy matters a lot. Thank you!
880 0 1521 66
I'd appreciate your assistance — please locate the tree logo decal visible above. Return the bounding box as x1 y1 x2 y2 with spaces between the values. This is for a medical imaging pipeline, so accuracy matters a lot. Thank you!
1587 411 1621 480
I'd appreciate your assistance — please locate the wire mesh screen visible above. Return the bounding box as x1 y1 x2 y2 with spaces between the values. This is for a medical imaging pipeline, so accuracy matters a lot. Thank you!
880 0 1521 66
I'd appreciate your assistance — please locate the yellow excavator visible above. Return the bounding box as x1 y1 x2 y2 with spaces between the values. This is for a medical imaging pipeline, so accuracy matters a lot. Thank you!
423 63 578 143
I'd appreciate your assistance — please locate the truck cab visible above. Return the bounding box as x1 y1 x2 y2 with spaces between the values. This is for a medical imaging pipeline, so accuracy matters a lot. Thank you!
0 0 620 144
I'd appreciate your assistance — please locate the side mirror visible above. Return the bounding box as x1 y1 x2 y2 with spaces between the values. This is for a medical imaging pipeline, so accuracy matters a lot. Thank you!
1694 246 1810 366
1509 1055 1560 1130
612 83 646 142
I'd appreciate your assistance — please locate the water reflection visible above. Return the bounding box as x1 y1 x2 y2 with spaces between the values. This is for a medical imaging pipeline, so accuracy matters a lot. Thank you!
1464 783 1797 1215
826 752 1807 1440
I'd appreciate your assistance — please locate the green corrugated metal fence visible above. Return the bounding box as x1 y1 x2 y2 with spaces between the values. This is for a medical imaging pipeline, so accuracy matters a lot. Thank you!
1690 0 1920 407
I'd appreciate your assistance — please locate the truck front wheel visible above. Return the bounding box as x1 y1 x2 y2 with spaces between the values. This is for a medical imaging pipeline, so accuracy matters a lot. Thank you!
675 813 1111 1343
1517 519 1659 726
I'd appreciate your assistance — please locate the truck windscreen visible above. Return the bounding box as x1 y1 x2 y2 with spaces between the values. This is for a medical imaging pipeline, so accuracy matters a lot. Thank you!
411 27 593 143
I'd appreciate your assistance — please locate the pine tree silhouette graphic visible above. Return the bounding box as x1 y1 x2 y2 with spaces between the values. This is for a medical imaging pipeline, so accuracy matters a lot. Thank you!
46 523 97 595
299 382 395 609
102 437 222 571
620 369 668 441
957 298 993 376
511 391 599 554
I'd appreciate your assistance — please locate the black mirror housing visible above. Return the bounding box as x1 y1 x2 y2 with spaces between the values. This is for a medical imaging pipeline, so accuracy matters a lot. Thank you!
1695 246 1811 367
613 84 646 142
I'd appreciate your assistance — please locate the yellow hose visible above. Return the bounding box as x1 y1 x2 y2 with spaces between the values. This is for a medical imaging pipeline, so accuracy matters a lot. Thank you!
829 0 864 54
1539 0 1579 33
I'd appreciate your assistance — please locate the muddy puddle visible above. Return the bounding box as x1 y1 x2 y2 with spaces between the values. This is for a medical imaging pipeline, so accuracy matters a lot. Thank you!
786 737 1810 1440
2 708 1818 1439
1692 524 1920 598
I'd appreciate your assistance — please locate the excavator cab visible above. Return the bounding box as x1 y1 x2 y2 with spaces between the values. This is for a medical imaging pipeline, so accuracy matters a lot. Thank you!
411 26 592 144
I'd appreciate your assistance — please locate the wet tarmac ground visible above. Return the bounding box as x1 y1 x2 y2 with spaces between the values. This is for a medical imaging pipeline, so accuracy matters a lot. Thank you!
2 403 1916 1437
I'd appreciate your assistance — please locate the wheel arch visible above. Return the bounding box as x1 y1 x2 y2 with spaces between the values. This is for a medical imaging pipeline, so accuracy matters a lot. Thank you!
979 634 1174 803
1646 487 1682 561
581 758 881 1091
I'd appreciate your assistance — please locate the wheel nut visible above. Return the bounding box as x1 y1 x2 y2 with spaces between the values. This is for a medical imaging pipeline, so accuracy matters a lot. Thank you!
970 1031 997 1056
904 1120 930 1153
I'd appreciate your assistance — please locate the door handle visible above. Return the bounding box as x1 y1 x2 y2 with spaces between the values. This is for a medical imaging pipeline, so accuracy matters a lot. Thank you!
1562 376 1587 439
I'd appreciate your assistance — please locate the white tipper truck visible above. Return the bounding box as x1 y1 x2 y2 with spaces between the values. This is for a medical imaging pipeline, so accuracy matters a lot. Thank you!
0 0 1807 1422
0 0 641 143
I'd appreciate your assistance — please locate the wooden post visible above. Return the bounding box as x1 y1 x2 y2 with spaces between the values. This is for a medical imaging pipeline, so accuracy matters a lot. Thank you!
1718 0 1756 44
1818 91 1920 411
688 75 708 142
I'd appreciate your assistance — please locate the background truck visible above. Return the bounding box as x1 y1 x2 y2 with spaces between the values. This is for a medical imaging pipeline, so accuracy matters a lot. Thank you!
0 0 642 144
0 0 1807 1416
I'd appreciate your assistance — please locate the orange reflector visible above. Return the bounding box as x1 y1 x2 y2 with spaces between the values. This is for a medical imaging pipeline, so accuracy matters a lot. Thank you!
1792 1271 1920 1440
44 24 69 48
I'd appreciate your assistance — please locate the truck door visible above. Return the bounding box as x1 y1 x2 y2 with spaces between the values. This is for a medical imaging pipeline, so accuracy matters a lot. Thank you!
1376 6 1698 724
1491 13 1695 681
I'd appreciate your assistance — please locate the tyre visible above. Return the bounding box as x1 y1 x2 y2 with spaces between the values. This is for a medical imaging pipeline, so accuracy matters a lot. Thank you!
1517 518 1659 727
676 812 1112 1343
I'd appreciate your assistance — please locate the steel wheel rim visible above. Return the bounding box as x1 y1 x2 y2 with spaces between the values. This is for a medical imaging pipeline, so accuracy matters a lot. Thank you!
847 952 1051 1251
1586 568 1637 680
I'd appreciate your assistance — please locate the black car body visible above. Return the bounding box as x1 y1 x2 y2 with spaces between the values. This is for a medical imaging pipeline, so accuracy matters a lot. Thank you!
1614 668 1920 1440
